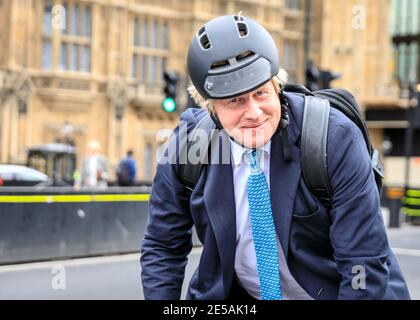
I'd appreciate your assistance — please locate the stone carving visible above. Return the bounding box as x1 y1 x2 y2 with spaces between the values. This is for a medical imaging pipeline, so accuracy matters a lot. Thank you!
0 70 34 112
107 77 129 120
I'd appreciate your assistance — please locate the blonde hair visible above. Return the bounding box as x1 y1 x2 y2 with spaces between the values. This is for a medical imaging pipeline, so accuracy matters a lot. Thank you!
187 68 288 112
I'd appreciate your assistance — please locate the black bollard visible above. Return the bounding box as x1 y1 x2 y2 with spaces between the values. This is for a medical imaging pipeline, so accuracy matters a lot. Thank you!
386 187 404 228
389 198 401 228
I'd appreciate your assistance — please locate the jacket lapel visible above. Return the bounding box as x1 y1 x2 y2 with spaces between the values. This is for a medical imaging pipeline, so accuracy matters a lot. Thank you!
202 105 302 291
203 133 236 295
270 117 302 260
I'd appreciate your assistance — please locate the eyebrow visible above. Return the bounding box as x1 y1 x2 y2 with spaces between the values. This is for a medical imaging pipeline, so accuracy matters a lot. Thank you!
225 85 273 102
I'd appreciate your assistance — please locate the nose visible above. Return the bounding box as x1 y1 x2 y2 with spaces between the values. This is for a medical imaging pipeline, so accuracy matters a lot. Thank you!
244 98 262 120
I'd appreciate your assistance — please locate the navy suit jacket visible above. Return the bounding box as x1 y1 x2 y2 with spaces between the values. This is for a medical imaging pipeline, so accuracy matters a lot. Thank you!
141 92 410 300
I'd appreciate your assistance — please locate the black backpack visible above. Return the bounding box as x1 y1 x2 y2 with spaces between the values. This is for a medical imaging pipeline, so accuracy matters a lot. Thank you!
116 160 131 185
179 84 384 207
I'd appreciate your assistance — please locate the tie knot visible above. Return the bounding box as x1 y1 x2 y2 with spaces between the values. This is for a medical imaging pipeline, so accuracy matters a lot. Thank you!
245 149 262 171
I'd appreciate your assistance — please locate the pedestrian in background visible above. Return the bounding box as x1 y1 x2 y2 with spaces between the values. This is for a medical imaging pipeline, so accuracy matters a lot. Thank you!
80 140 109 189
117 149 137 186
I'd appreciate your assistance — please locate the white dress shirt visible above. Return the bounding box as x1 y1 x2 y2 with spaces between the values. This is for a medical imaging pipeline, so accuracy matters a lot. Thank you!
230 139 313 300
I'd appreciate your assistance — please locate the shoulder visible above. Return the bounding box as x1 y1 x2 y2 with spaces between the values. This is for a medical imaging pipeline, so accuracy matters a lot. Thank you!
165 108 209 144
284 91 358 136
328 105 363 147
179 108 208 124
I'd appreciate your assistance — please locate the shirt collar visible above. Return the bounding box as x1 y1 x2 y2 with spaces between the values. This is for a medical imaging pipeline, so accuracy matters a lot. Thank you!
230 139 271 167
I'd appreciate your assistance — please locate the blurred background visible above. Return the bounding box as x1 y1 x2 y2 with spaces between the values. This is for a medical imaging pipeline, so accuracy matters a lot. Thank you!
0 0 420 299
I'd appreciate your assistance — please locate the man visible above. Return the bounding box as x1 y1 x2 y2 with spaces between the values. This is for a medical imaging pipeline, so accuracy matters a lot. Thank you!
80 140 108 189
141 15 410 300
117 150 137 186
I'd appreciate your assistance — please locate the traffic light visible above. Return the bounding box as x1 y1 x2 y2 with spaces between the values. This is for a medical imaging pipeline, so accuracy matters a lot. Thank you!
305 61 341 90
320 70 341 89
162 70 180 113
305 61 320 91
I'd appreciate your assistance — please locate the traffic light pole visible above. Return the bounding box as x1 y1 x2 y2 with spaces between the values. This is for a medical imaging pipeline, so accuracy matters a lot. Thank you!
404 90 419 190
404 107 414 191
304 0 311 67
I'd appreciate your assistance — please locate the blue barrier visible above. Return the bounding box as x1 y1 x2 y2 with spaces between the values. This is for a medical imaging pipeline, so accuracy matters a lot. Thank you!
0 187 152 264
0 185 200 264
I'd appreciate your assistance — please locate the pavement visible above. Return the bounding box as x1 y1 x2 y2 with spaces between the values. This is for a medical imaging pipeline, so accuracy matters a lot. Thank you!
386 224 420 299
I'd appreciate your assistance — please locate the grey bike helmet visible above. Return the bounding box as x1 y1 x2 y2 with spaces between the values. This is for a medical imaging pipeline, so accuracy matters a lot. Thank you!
187 15 279 100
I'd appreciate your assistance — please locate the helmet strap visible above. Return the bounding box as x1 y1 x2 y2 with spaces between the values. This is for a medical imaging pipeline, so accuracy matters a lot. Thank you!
278 88 291 162
210 110 224 130
278 88 289 130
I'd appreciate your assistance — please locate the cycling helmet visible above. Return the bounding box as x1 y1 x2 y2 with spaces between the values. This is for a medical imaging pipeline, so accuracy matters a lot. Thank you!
187 15 279 99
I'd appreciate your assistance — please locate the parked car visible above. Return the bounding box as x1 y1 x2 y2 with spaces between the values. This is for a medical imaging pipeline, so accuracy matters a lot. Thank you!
0 165 49 187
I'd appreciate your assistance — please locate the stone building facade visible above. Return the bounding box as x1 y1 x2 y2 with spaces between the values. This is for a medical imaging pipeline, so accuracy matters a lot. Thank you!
0 0 306 181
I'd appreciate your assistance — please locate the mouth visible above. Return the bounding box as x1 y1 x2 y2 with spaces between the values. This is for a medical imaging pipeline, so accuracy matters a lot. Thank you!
241 119 268 129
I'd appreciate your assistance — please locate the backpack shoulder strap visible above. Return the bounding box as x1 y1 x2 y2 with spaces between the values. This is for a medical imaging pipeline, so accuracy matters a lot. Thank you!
179 113 215 195
301 95 332 207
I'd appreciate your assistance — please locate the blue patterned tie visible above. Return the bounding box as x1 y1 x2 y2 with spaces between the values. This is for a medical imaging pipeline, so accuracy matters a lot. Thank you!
246 149 282 300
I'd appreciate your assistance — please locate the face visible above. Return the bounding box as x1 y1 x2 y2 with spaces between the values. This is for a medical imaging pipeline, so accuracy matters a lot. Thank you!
212 81 281 149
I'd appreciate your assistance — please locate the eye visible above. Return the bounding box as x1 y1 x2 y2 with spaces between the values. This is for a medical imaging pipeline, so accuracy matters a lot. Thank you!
255 90 268 97
229 97 242 104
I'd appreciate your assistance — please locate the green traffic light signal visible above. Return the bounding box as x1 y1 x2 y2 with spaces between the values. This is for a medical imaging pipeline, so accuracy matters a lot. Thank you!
162 97 176 113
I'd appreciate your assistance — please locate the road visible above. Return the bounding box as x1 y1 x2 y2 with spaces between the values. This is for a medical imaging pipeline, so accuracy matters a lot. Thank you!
0 247 201 300
0 225 419 300
386 225 420 298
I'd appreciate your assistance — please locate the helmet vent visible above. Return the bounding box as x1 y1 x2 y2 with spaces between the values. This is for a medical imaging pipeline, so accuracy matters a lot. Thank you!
236 50 254 61
237 22 248 37
199 33 211 50
210 59 229 69
198 26 205 36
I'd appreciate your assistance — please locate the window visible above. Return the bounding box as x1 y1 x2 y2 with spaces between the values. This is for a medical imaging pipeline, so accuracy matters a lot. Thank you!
285 0 300 10
131 16 169 82
395 42 420 86
141 55 148 81
151 20 158 48
283 41 298 83
392 0 420 36
391 0 420 86
41 0 92 72
408 43 419 84
42 0 53 69
60 1 92 71
162 21 168 50
141 18 148 47
144 143 153 180
43 41 52 69
133 18 139 46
